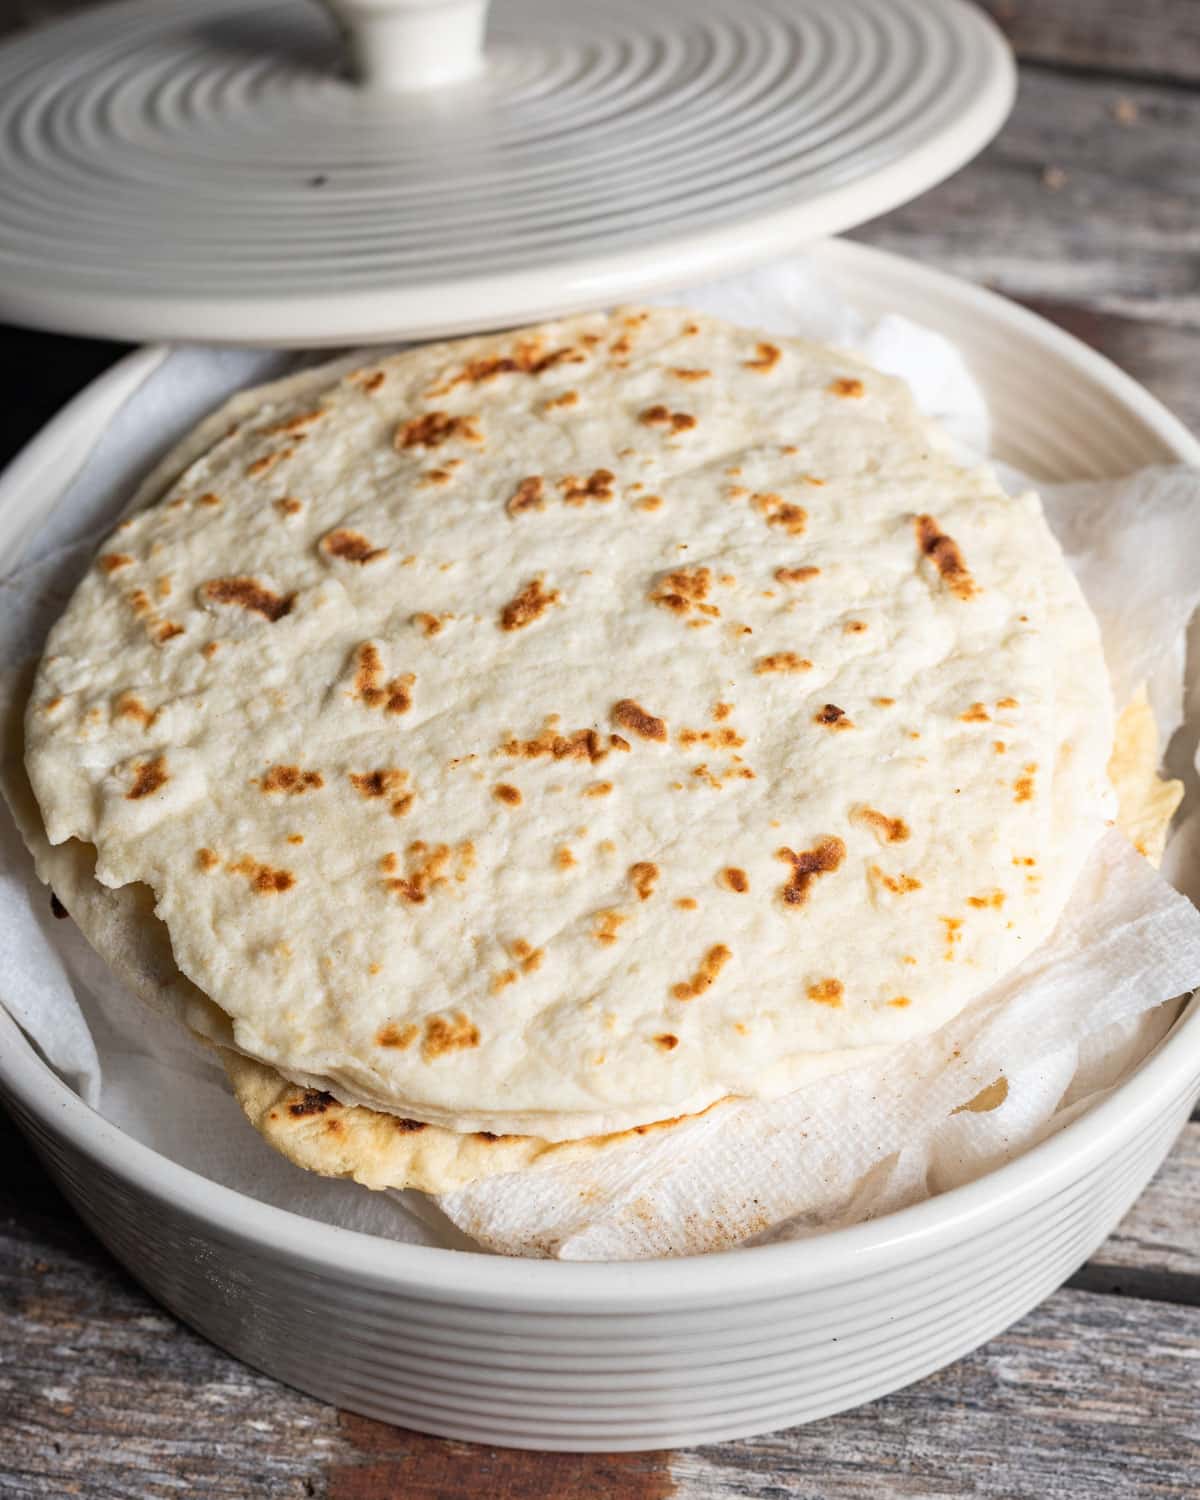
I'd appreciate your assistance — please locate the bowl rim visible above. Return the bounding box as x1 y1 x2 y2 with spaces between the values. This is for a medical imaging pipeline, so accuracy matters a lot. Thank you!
2 237 1198 1308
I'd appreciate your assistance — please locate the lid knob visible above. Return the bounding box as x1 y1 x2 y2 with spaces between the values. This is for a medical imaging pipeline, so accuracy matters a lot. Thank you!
321 0 491 92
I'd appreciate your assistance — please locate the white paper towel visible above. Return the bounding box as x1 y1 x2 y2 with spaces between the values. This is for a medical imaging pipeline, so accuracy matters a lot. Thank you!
3 256 1200 1259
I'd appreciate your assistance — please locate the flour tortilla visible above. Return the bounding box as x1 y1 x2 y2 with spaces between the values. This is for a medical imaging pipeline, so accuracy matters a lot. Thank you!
23 309 1115 1138
4 630 1173 1198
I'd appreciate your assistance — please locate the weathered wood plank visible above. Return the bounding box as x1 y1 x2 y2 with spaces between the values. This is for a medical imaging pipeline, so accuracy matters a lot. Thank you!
978 0 1200 84
852 65 1200 328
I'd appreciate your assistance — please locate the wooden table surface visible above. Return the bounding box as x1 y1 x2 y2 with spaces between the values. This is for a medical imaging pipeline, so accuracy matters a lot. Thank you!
2 2 1199 1494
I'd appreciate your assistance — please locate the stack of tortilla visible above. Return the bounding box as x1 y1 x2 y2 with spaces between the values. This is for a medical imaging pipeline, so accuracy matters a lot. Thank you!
1 308 1180 1200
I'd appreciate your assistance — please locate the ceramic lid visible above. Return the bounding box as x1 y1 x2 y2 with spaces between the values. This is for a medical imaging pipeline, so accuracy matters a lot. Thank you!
0 0 1013 346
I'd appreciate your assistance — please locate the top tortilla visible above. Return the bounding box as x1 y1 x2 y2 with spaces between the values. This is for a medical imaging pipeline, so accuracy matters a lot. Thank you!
23 308 1114 1138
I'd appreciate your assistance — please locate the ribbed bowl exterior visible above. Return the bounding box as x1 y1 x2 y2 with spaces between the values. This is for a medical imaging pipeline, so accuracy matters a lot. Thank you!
6 1074 1197 1448
3 241 1200 1449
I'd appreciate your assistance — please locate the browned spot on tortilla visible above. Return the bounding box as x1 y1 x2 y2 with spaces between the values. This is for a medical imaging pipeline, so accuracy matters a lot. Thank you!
815 703 854 730
671 944 732 1001
677 725 745 749
559 469 615 506
544 389 579 410
844 620 868 635
506 476 545 516
511 938 543 974
351 643 414 714
245 448 296 479
395 411 482 450
114 692 157 729
383 841 474 903
429 343 585 397
670 368 710 381
777 836 845 907
156 576 173 599
499 577 561 631
492 968 518 994
807 978 844 1006
322 529 387 564
421 1013 479 1061
274 496 303 517
412 612 450 638
592 909 627 945
968 890 1006 909
288 1089 335 1117
942 915 964 959
1014 763 1037 803
420 467 453 487
870 865 922 895
555 846 577 870
612 699 667 742
377 1023 418 1050
584 780 613 797
997 696 1020 710
262 765 324 795
287 834 304 845
743 341 781 373
853 807 910 844
637 495 664 512
128 590 152 617
751 493 807 535
494 782 522 806
655 1033 680 1050
649 566 714 616
227 855 296 894
347 368 385 393
639 405 697 433
829 377 865 398
960 702 991 723
994 740 1008 754
99 553 134 574
155 621 185 644
260 408 324 437
201 576 295 622
889 996 911 1008
915 514 977 600
201 641 220 659
196 847 219 871
349 768 411 816
754 653 812 675
126 755 168 800
775 565 820 585
500 723 608 763
719 867 749 893
629 861 659 901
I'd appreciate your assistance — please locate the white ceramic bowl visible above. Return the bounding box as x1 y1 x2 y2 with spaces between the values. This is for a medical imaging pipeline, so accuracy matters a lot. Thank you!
2 239 1198 1451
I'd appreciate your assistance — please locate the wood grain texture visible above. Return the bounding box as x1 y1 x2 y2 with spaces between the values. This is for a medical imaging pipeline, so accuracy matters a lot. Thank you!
850 64 1200 329
978 0 1200 84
